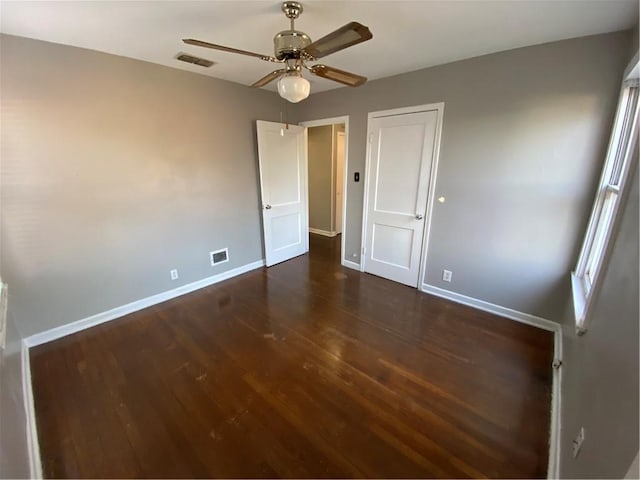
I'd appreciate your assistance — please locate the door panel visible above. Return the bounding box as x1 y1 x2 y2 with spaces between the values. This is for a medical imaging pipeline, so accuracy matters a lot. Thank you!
375 124 425 214
371 223 414 268
364 110 438 287
271 213 302 250
261 130 302 206
257 121 308 267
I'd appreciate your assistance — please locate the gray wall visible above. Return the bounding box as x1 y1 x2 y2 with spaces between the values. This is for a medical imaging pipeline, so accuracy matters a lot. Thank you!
559 29 638 475
630 23 639 57
307 125 333 232
0 36 290 474
0 34 286 338
0 28 637 479
297 31 631 321
559 158 638 478
0 35 289 474
0 311 30 478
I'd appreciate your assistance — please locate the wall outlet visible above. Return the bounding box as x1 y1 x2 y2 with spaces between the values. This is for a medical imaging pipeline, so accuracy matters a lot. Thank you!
442 269 452 282
572 427 585 458
170 269 179 280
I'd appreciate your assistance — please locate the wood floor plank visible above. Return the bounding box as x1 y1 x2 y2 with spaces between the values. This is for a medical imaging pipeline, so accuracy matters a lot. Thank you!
30 233 553 478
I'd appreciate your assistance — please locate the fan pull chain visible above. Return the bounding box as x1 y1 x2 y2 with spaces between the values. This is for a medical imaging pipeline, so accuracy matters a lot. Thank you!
279 106 289 136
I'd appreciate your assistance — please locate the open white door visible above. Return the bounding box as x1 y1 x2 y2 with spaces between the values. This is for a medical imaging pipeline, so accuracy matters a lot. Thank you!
363 109 439 287
257 120 308 267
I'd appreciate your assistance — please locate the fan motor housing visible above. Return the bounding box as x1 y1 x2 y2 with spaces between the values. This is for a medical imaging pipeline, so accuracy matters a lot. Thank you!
274 30 311 60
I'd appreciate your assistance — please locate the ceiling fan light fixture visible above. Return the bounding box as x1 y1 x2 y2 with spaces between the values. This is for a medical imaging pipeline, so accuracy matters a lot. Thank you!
184 2 372 95
277 72 310 103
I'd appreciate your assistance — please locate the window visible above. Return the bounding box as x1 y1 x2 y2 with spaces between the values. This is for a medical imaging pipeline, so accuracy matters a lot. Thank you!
572 64 639 334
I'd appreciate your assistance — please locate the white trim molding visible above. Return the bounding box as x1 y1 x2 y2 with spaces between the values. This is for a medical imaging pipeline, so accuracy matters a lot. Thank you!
300 116 350 268
21 257 562 479
548 326 562 480
309 228 337 237
422 283 562 479
20 258 266 478
22 341 42 479
341 259 361 271
422 284 558 331
25 259 265 347
571 60 639 334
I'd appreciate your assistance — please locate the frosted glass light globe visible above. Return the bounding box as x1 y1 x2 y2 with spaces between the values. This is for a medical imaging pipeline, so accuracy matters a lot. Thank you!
277 74 310 103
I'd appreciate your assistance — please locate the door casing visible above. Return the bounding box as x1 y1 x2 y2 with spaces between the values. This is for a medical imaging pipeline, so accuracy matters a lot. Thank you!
299 116 350 267
335 131 346 235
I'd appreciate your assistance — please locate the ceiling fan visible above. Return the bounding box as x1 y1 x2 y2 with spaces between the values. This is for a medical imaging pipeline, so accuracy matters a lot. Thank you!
183 1 373 103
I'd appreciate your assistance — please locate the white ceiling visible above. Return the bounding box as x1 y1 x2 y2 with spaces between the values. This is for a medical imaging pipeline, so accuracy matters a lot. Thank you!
1 0 637 93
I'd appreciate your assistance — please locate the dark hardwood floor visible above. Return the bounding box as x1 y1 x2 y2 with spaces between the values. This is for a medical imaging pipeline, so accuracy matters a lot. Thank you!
31 233 554 478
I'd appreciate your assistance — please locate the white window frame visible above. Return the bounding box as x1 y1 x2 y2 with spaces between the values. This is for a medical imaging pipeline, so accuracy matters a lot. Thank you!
572 54 639 334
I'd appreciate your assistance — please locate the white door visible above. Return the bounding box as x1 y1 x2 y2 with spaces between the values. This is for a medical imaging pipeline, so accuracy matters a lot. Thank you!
256 120 308 267
363 110 439 287
335 131 345 234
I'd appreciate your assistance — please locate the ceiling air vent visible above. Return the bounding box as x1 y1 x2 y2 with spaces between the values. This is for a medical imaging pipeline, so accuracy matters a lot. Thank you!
176 53 215 68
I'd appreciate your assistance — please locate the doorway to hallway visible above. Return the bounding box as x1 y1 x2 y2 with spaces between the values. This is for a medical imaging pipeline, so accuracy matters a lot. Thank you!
301 117 348 264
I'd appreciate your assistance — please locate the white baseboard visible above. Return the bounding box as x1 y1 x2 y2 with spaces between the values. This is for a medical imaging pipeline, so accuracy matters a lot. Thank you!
422 284 559 332
548 328 562 479
309 228 337 237
422 283 562 479
24 259 265 347
20 262 561 479
21 259 265 478
341 259 361 271
22 340 42 479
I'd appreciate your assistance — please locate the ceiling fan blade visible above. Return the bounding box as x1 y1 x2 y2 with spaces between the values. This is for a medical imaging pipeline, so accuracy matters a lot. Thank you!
183 39 279 62
304 22 372 59
309 64 367 87
252 69 288 88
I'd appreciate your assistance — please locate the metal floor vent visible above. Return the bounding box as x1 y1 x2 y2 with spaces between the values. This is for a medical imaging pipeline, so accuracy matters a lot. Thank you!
176 53 215 68
210 248 229 266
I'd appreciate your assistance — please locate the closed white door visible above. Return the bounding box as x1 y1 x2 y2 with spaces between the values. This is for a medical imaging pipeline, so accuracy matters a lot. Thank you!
335 131 345 234
256 120 308 267
363 110 439 287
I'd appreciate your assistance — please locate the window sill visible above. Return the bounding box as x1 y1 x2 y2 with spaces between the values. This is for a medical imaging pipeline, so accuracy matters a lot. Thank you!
570 272 588 335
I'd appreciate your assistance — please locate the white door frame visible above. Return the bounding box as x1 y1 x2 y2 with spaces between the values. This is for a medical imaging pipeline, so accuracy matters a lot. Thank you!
361 103 445 288
335 131 346 235
299 116 350 268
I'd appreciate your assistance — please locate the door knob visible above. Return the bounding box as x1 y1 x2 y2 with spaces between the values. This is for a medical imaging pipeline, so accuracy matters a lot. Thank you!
415 214 424 220
264 204 272 210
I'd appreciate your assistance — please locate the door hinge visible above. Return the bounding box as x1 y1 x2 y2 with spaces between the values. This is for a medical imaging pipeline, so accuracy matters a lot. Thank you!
362 247 365 255
552 359 562 370
368 133 373 144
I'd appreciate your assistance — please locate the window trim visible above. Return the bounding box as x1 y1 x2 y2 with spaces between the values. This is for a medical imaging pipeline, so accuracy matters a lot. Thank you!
572 55 639 334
